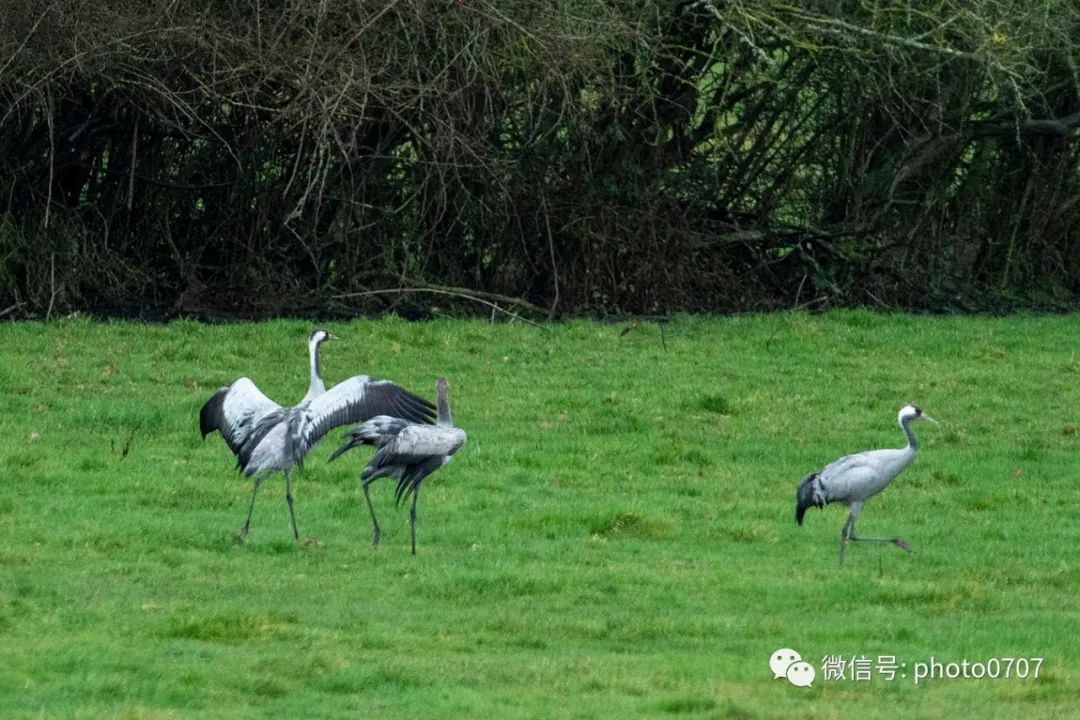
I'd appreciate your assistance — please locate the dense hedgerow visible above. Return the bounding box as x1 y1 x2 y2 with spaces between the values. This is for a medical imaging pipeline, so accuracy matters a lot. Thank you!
2 1 1078 317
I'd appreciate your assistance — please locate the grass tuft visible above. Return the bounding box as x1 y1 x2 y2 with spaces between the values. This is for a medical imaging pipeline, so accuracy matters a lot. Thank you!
589 511 673 540
167 612 291 644
697 393 732 415
656 696 718 713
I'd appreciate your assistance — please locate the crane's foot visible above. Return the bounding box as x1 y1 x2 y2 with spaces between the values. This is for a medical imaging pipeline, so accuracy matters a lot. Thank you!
850 534 912 554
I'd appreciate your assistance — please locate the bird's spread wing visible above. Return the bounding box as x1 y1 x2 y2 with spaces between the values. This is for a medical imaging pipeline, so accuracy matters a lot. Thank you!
200 377 282 457
296 376 436 460
817 454 880 503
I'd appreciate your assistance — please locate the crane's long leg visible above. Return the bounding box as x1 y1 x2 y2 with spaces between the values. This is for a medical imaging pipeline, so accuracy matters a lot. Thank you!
850 532 912 552
409 486 421 556
838 501 864 566
239 477 264 542
838 512 855 566
284 469 300 540
847 503 910 552
362 478 381 548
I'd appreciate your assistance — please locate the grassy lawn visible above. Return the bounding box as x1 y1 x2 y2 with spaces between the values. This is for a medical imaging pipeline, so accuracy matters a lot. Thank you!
0 312 1077 719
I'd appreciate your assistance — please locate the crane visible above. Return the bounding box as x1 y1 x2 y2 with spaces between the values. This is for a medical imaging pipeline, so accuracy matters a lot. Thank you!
199 329 435 541
795 404 936 565
329 377 466 554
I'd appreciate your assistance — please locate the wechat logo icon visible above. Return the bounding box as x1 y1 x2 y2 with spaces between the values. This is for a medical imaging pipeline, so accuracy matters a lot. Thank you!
771 648 816 687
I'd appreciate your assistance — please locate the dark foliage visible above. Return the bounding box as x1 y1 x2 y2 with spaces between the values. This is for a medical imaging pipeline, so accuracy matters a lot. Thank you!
2 0 1078 318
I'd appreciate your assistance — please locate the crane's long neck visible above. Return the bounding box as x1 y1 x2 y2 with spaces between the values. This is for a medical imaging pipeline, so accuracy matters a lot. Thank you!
436 385 453 427
306 338 326 399
900 416 918 452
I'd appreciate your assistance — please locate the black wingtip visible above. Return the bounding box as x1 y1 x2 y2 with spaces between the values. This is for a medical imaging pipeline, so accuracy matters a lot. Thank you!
408 391 438 425
795 472 821 526
394 477 419 507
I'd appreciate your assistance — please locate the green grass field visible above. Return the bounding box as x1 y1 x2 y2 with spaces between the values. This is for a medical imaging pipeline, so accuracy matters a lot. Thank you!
0 312 1077 719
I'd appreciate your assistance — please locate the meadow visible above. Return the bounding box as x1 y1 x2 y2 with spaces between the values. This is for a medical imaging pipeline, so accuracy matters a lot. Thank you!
0 312 1077 719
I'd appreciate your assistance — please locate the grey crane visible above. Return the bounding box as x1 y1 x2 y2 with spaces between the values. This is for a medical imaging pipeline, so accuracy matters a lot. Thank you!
795 404 936 565
199 329 436 541
329 377 466 554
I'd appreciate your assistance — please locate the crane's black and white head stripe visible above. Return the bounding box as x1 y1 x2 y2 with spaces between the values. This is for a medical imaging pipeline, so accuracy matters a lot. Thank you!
309 329 338 345
898 404 934 424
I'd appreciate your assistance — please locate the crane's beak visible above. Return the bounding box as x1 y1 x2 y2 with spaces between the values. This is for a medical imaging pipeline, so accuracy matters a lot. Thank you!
922 414 937 424
328 333 340 341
